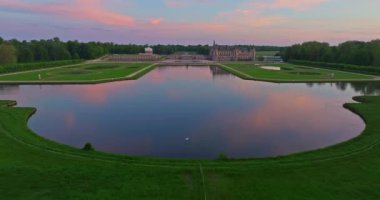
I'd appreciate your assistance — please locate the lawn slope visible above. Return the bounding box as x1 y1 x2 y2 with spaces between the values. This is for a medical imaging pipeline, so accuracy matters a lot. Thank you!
219 63 376 83
0 62 156 84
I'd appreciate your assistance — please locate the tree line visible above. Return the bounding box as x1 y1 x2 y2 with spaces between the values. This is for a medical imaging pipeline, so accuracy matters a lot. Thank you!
0 37 214 65
0 37 287 65
282 40 380 66
3 36 378 67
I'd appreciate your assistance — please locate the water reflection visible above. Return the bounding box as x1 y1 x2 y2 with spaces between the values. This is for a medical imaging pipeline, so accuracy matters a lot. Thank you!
305 81 380 95
0 66 378 159
0 85 20 95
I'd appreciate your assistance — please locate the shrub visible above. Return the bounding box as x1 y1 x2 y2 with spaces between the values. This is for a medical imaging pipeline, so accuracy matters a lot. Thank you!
82 142 95 151
217 152 229 161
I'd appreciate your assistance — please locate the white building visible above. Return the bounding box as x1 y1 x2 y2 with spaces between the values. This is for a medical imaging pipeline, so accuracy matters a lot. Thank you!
144 47 153 55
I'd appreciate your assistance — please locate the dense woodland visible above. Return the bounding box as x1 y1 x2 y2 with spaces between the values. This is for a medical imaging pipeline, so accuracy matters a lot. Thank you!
282 40 380 66
0 37 285 65
0 37 214 64
1 37 379 68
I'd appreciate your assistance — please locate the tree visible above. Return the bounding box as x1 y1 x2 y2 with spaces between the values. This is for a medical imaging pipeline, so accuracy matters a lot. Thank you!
370 40 380 66
82 142 95 151
283 40 380 67
17 45 34 63
0 43 17 64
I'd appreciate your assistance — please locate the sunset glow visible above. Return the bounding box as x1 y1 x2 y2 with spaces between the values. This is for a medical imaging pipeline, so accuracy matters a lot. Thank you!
1 0 379 45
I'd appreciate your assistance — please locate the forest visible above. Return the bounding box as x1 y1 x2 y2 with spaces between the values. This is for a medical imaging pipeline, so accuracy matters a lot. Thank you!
1 36 379 68
0 37 213 64
282 40 380 67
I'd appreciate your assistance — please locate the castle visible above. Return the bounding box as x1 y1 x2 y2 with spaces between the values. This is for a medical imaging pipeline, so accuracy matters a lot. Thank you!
210 41 256 61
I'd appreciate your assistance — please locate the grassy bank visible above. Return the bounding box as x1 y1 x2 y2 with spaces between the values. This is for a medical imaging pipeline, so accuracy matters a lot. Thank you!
1 96 380 199
0 62 156 84
0 60 84 74
219 63 376 83
289 60 380 75
0 100 16 107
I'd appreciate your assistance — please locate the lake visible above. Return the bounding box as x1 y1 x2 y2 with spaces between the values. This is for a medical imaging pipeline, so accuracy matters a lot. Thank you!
1 66 379 159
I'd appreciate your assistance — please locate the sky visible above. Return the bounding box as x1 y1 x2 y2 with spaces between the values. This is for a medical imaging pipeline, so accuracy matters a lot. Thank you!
0 0 379 45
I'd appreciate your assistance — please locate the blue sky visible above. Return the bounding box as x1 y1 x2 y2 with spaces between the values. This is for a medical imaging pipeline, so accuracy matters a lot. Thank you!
0 0 379 45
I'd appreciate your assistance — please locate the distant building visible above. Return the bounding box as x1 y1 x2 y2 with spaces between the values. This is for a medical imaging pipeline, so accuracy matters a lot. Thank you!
144 47 153 55
106 47 160 61
106 54 160 62
262 56 283 63
210 41 256 61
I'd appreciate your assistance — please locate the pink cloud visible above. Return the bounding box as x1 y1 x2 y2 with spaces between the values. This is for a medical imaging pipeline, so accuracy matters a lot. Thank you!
164 0 213 8
219 9 285 28
272 0 328 10
149 18 164 25
248 0 329 11
0 0 135 26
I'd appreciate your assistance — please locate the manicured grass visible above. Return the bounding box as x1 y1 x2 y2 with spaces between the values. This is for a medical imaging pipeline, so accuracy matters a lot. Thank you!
1 96 380 199
0 100 16 107
290 60 380 75
220 63 376 82
0 60 84 74
0 62 156 84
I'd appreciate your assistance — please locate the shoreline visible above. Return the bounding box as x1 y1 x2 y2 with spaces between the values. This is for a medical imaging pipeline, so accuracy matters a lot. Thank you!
0 96 375 166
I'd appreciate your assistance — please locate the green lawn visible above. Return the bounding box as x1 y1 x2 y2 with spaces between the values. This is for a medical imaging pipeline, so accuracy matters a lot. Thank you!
1 96 380 199
220 63 376 82
0 62 155 83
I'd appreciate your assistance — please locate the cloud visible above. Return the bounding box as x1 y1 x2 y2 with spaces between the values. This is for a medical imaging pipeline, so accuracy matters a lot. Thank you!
0 0 135 26
219 9 285 28
247 0 329 11
0 0 378 45
272 0 329 10
148 18 164 25
164 0 213 8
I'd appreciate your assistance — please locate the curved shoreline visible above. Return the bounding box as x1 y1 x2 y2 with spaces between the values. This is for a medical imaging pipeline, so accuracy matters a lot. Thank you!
2 96 380 198
1 96 376 167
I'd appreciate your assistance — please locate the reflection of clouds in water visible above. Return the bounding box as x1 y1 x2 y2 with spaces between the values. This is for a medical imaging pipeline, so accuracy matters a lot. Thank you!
60 81 137 105
64 112 76 129
0 66 376 158
167 88 187 100
0 85 20 95
95 134 154 155
188 86 365 157
148 66 212 82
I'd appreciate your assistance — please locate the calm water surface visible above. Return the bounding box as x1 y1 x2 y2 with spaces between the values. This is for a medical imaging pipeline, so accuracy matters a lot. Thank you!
1 66 380 159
